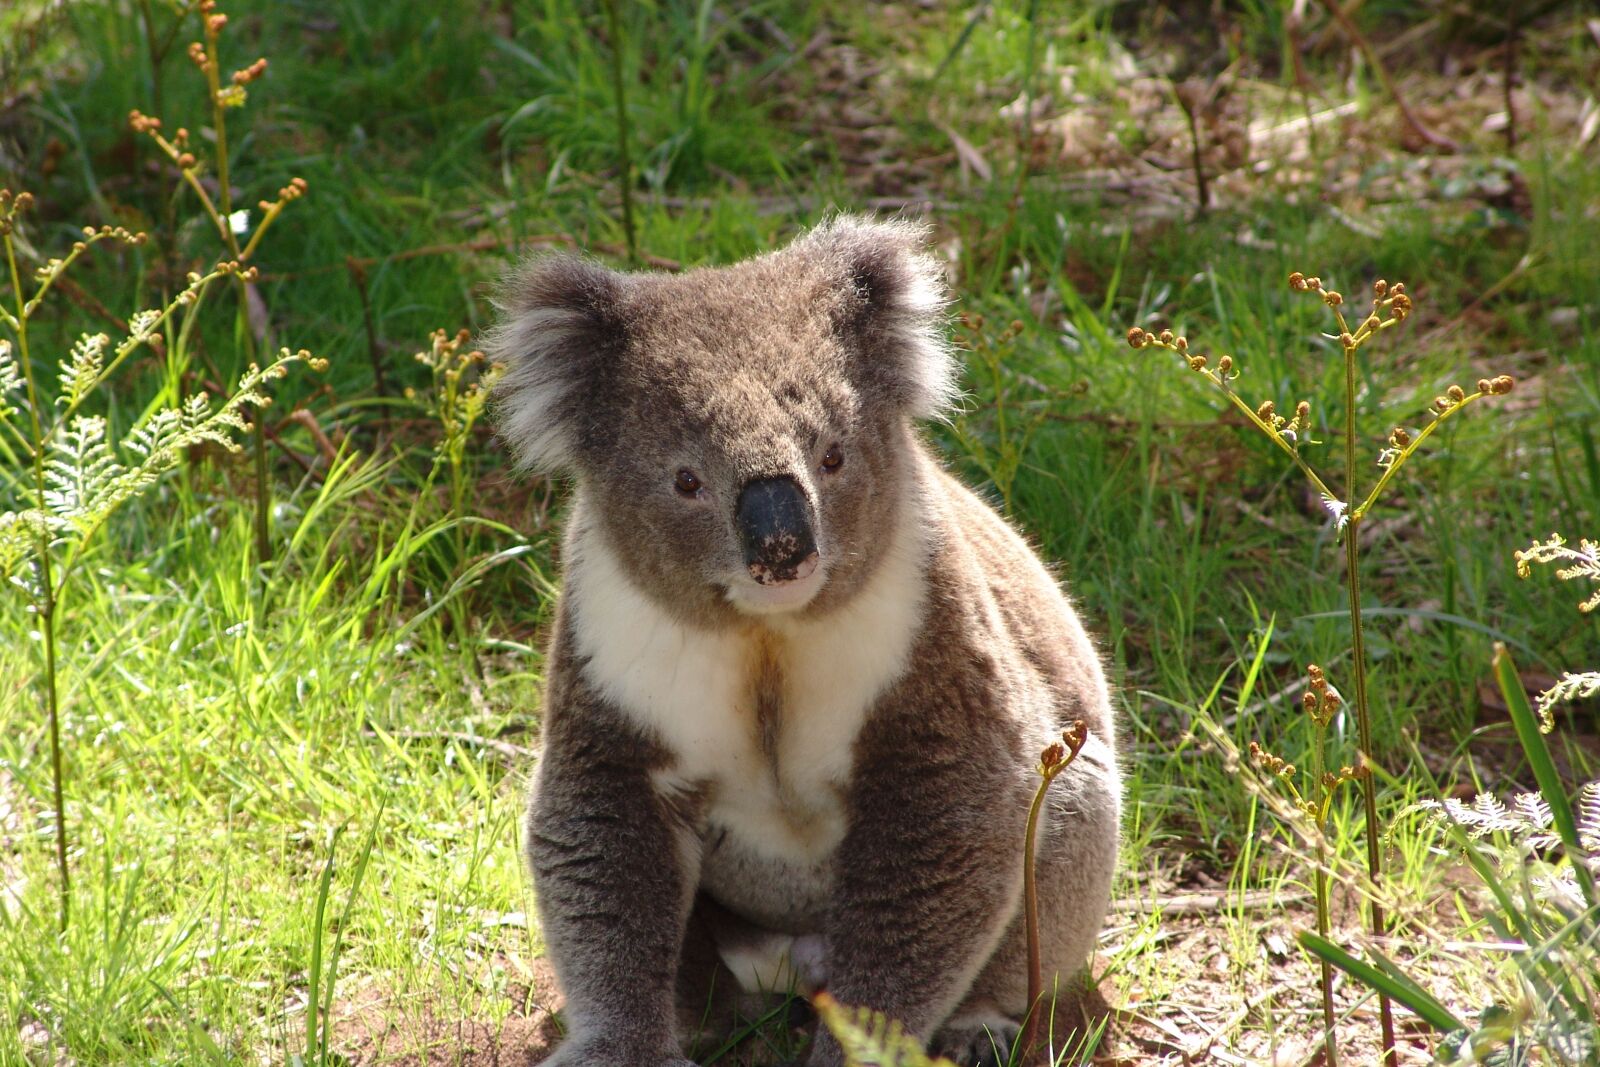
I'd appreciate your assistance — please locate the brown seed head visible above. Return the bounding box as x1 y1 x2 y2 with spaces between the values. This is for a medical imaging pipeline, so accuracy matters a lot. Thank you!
1373 279 1388 299
1159 329 1174 345
1477 378 1493 395
1324 290 1343 307
1174 336 1188 353
1288 271 1307 291
1490 375 1515 395
1187 355 1207 371
1256 400 1276 421
188 42 207 67
1390 292 1413 321
1127 326 1147 349
1295 400 1311 421
1216 354 1232 375
1062 719 1088 757
1389 426 1411 447
231 57 268 86
1447 385 1466 402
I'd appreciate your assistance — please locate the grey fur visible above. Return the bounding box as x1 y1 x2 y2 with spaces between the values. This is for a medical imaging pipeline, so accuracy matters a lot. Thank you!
488 216 1120 1067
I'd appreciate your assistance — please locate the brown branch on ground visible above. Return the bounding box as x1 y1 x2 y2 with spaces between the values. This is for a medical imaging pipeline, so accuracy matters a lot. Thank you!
1174 79 1213 216
1315 0 1460 152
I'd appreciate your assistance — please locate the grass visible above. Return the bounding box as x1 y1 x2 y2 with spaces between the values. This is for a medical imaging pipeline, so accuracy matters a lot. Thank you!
1 0 1598 1063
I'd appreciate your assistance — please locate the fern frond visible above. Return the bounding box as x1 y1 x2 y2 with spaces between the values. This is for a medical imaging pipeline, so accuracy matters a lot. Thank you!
4 348 316 574
56 333 109 410
812 993 959 1067
1535 671 1600 731
1423 792 1560 850
43 416 124 524
0 339 21 396
1426 781 1600 912
0 339 21 421
81 350 312 530
0 509 55 577
1515 534 1600 613
124 309 161 349
1578 782 1600 859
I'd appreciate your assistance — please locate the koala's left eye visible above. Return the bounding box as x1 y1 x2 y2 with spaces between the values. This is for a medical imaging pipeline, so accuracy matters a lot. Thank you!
675 469 703 496
820 444 844 473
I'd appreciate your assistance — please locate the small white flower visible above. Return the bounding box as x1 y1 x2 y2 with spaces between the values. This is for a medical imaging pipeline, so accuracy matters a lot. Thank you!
228 209 250 236
1322 495 1348 531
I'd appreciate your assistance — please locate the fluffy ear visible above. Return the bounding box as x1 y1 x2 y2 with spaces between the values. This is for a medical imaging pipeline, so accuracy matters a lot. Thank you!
796 215 957 419
486 256 628 473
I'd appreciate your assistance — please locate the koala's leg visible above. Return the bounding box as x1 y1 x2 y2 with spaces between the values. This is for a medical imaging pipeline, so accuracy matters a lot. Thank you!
526 697 701 1067
931 747 1120 1067
802 715 1034 1067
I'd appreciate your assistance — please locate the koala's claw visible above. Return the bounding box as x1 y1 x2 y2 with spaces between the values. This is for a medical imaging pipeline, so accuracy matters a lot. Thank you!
929 1016 1021 1067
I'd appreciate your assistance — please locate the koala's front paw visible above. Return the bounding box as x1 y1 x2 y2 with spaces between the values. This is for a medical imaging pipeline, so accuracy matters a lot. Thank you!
929 1014 1021 1067
541 1035 693 1067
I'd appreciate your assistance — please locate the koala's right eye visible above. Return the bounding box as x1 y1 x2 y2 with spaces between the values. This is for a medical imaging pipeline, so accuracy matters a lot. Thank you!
674 469 703 497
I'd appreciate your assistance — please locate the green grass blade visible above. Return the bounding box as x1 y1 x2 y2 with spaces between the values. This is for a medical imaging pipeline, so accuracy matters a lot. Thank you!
1296 930 1463 1034
318 804 383 1063
1493 642 1598 907
305 822 345 1064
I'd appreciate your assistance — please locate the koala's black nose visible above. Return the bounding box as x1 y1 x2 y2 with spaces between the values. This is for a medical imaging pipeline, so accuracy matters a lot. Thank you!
735 476 819 585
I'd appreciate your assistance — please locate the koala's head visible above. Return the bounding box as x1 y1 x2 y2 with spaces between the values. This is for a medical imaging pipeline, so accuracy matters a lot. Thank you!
486 216 954 626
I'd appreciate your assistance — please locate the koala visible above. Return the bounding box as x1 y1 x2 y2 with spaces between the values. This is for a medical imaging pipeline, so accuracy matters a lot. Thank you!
487 217 1120 1067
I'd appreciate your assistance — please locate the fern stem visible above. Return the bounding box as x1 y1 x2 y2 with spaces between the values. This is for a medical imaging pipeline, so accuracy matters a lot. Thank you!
39 553 67 933
1310 724 1339 1066
1342 337 1396 1067
6 226 71 932
200 12 272 565
1021 775 1049 1063
1020 733 1084 1066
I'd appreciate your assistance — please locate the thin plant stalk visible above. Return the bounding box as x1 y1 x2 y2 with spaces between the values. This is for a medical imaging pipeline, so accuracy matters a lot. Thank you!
1338 324 1397 1066
602 0 638 265
1309 705 1338 1066
1020 722 1088 1065
4 215 70 932
199 11 273 564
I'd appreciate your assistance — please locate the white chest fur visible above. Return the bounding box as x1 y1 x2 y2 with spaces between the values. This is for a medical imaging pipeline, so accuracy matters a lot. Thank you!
564 500 928 865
